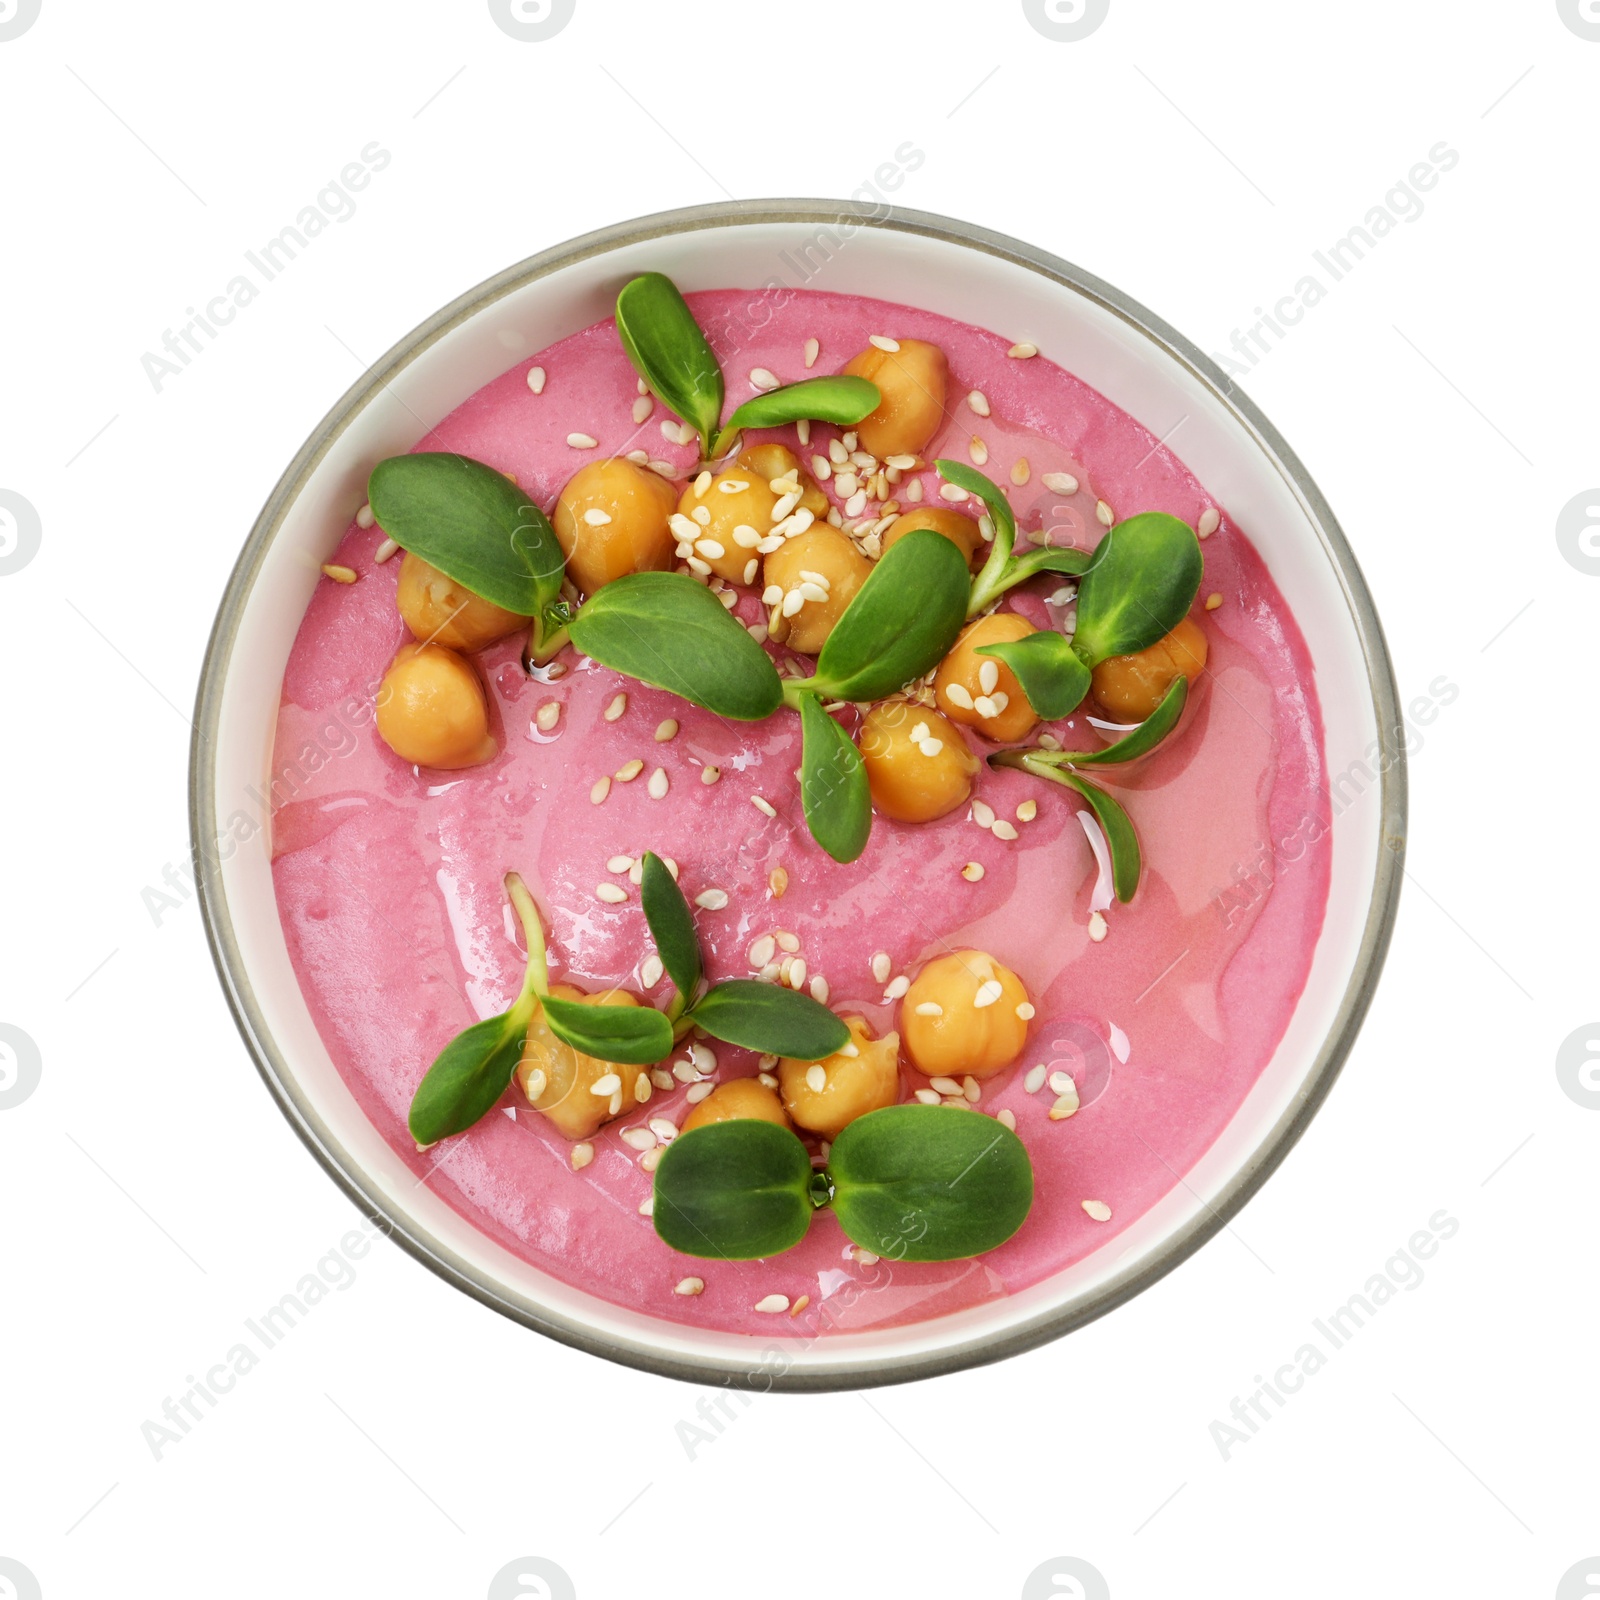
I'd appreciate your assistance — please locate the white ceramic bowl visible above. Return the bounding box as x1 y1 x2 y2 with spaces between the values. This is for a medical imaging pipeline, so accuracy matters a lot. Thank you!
191 200 1405 1390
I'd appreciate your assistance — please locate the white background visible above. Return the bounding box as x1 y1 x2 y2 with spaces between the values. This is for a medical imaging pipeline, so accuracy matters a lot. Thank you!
2 2 1593 1596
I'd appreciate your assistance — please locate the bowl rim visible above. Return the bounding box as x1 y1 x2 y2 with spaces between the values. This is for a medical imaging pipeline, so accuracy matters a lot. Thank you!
189 197 1407 1391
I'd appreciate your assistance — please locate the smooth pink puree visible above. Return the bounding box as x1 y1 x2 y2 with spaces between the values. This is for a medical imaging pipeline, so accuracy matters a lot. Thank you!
271 288 1330 1338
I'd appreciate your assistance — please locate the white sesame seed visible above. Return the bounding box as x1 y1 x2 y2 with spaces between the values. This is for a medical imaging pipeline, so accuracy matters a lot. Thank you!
596 883 628 904
732 524 762 550
692 505 712 526
944 683 975 711
868 334 901 353
701 764 721 784
626 449 649 463
1043 472 1079 495
883 975 910 1001
647 767 669 800
373 536 399 564
1096 499 1114 527
1024 1064 1048 1094
805 1065 827 1093
1088 911 1108 942
567 432 598 449
967 390 991 417
940 483 969 503
914 1002 944 1017
671 1059 697 1085
638 1195 655 1216
769 867 788 898
906 478 924 502
977 660 1001 697
963 1076 981 1103
661 419 684 444
648 458 677 477
628 861 643 885
750 368 780 391
675 1275 704 1296
607 854 633 873
788 958 808 991
870 952 891 984
929 1076 962 1096
1011 458 1031 487
761 584 783 606
969 435 989 466
655 719 679 743
570 1141 594 1170
651 1067 675 1091
919 738 943 757
353 502 377 531
973 979 1003 1009
961 862 985 882
1017 799 1038 822
1050 1089 1081 1121
632 394 654 424
752 795 777 817
694 888 729 910
749 935 777 969
591 1074 621 1097
321 564 358 584
1206 592 1224 611
914 1089 942 1106
754 1294 790 1313
1016 1002 1036 1020
621 1126 656 1151
685 1081 714 1103
1049 1070 1074 1097
973 695 999 720
844 490 867 516
997 1108 1018 1131
535 700 561 731
1198 507 1220 538
590 776 611 805
649 1117 678 1143
719 480 751 496
1008 341 1039 359
641 954 664 988
690 1041 716 1075
527 366 547 394
992 820 1020 842
1082 1199 1112 1221
796 581 829 605
583 508 613 527
686 556 712 576
615 758 644 782
524 1068 547 1099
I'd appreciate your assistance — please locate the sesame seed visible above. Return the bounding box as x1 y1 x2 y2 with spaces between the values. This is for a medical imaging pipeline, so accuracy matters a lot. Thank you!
883 975 910 1001
527 366 547 394
997 1108 1018 1131
621 1126 656 1151
940 484 969 503
919 738 943 757
914 1089 941 1106
1017 800 1038 822
648 459 677 477
649 1117 678 1142
944 683 975 711
972 799 996 828
797 581 829 604
1206 592 1224 611
661 419 684 444
973 979 1003 1008
869 334 900 352
732 524 762 549
1096 500 1114 527
638 1196 655 1216
591 1073 621 1097
535 701 561 731
906 479 924 502
1050 1089 1080 1121
627 449 649 463
692 505 712 526
992 820 1020 842
685 556 712 576
590 777 611 804
915 1002 944 1017
695 888 729 910
647 767 668 800
628 860 643 885
1008 341 1039 359
596 883 628 904
655 718 679 742
641 954 664 988
690 1041 716 1074
967 390 991 417
969 436 989 466
961 862 985 882
788 958 808 991
1022 1065 1049 1095
1088 910 1108 942
685 1081 714 1103
1082 1199 1112 1221
1011 458 1031 486
973 695 999 720
752 795 777 817
870 952 891 984
607 854 633 874
749 935 777 968
321 564 358 584
977 660 1000 697
524 1067 547 1099
806 1065 827 1093
1198 507 1220 538
719 479 751 495
632 395 653 424
567 432 598 449
838 1042 858 1058
754 1294 790 1313
750 368 780 391
373 537 399 563
761 584 784 606
570 1141 594 1170
963 1077 981 1103
769 866 788 897
651 1067 674 1091
353 502 377 531
1043 472 1079 495
1016 1001 1036 1020
671 1059 697 1085
828 439 849 466
797 419 811 445
615 759 644 782
675 1276 704 1296
583 509 613 529
701 765 721 785
929 1076 962 1095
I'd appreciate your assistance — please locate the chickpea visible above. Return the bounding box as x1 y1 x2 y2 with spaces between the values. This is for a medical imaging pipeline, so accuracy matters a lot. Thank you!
880 506 984 570
675 465 786 585
680 1076 792 1135
841 338 948 460
762 526 873 654
736 443 830 519
375 642 497 769
1091 617 1208 722
933 613 1040 744
394 552 530 653
517 984 645 1140
859 700 980 823
779 1017 900 1139
552 457 679 596
901 951 1031 1081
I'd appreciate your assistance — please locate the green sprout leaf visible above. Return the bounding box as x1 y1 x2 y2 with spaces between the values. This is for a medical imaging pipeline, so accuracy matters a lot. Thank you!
367 452 564 623
1004 544 1094 585
992 749 1144 902
798 692 871 863
688 980 851 1060
540 994 674 1066
808 528 970 703
639 851 701 1007
568 571 784 720
407 872 548 1145
976 631 1092 720
716 375 881 458
1057 676 1188 766
653 1119 815 1260
828 1104 1034 1262
615 273 725 457
1070 512 1203 664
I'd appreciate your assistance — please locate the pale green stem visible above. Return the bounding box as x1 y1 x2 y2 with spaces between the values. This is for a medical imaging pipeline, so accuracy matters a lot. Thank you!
503 872 550 1001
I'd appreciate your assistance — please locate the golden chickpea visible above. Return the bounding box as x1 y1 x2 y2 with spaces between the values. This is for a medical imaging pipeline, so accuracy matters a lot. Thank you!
394 552 530 653
934 613 1040 743
552 457 679 596
779 1017 900 1139
762 526 873 655
675 465 787 585
1091 617 1209 722
680 1076 793 1135
517 984 645 1140
375 642 497 769
859 700 980 823
901 951 1031 1081
881 506 985 570
841 338 948 459
736 443 830 519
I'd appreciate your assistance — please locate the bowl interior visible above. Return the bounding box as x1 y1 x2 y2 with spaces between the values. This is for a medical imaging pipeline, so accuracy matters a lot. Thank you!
196 204 1401 1388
